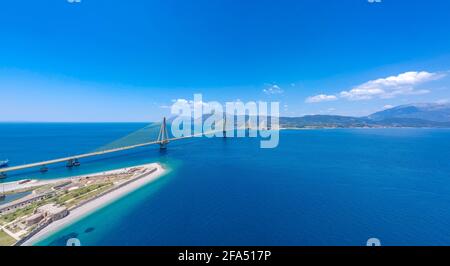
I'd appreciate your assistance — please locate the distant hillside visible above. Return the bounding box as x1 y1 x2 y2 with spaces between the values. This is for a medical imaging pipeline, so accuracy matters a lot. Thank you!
279 115 450 129
368 103 450 123
280 115 371 128
168 103 450 129
279 103 450 128
368 118 450 128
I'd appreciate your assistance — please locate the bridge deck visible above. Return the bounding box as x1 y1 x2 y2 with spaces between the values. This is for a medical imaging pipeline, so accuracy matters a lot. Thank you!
0 131 216 174
0 140 160 173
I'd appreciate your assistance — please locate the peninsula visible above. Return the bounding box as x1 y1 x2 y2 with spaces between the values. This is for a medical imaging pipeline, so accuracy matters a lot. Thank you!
0 163 166 246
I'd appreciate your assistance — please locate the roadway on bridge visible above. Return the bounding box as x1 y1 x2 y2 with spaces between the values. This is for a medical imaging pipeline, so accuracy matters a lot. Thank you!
0 130 224 175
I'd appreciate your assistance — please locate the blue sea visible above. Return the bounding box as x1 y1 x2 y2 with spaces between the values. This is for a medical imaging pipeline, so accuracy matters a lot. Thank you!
1 123 450 246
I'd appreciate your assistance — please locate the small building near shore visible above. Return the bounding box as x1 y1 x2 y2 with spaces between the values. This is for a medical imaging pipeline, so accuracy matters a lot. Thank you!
68 186 80 192
52 181 72 190
37 204 68 221
25 213 44 226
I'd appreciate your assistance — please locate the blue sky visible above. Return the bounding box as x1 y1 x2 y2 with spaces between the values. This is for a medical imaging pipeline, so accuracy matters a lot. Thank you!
1 0 450 122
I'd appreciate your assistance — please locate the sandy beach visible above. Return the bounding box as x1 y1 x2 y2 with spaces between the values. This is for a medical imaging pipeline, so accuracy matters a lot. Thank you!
20 163 166 246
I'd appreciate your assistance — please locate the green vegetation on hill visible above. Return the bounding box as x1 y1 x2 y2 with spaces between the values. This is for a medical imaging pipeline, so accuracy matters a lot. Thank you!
279 116 450 128
278 103 450 128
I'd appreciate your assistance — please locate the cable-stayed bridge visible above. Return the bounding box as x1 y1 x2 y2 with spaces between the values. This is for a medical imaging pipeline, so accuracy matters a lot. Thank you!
0 117 226 178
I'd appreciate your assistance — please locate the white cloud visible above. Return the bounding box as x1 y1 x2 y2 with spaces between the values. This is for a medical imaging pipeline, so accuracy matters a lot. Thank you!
168 98 224 118
171 98 189 104
436 99 450 104
171 98 211 109
383 105 394 109
340 71 444 101
263 84 284 95
305 94 338 103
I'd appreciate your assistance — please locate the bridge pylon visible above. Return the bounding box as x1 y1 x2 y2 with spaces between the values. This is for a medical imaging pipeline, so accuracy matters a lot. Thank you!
157 117 169 149
223 113 227 138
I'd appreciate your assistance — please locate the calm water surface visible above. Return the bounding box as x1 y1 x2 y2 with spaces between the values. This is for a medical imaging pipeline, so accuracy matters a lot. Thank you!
1 123 450 245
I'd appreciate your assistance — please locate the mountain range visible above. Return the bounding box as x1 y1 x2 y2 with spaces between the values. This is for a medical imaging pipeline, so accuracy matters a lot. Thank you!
170 103 450 129
280 103 450 128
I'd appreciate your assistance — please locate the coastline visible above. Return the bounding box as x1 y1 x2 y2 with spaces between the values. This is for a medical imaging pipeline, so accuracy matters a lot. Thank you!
279 127 450 130
1 167 149 194
20 162 167 246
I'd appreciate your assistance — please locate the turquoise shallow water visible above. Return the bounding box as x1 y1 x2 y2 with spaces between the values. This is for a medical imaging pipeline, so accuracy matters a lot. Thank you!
2 123 450 245
0 191 31 205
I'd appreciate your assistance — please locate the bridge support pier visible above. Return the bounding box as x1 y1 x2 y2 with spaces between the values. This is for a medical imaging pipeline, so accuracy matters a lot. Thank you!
67 158 81 168
159 142 168 150
66 159 74 168
157 117 169 150
40 165 48 173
